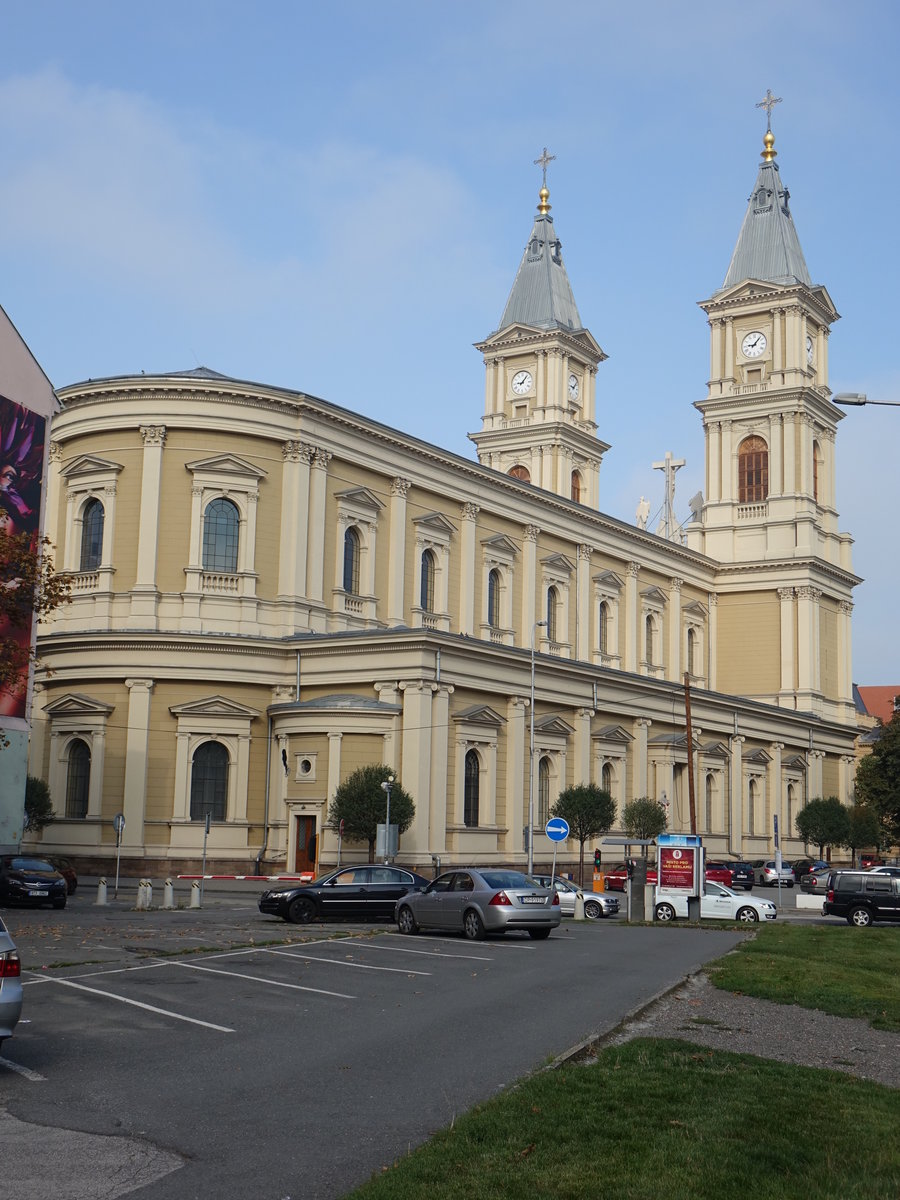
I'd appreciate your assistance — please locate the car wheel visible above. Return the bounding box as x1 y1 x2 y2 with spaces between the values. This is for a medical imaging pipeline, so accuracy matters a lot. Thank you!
736 906 759 923
655 902 676 922
787 881 794 889
52 897 66 910
849 906 872 928
287 897 316 925
463 908 485 940
397 906 418 935
584 900 602 920
744 884 754 892
528 928 551 940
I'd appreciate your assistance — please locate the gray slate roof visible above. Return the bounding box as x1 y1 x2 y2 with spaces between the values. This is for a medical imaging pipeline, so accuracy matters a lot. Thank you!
719 159 811 291
496 208 583 334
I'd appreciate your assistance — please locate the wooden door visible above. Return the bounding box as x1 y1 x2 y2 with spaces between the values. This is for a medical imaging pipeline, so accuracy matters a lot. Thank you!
294 816 317 875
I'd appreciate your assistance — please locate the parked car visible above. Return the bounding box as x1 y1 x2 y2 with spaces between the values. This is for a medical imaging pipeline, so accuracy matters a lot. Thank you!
530 875 619 919
47 856 78 895
602 862 658 892
654 882 777 923
258 865 431 924
751 860 795 888
704 860 735 886
861 854 885 868
866 865 900 878
792 858 830 884
395 868 561 939
0 915 23 1053
0 856 67 909
800 866 833 893
822 871 900 927
721 858 755 891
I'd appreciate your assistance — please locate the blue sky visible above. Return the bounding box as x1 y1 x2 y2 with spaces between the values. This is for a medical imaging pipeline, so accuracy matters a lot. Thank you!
2 1 898 684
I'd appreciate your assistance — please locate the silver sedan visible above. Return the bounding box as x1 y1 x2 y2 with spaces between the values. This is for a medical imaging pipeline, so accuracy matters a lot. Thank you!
530 875 619 919
0 916 23 1052
395 868 561 940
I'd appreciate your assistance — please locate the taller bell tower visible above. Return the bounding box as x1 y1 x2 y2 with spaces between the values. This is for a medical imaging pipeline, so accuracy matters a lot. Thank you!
686 98 858 722
470 151 608 507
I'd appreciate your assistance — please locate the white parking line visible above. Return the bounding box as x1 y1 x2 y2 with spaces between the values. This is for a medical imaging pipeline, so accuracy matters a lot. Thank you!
0 1057 46 1081
46 977 235 1032
166 958 356 998
378 932 539 950
263 948 431 975
341 940 493 961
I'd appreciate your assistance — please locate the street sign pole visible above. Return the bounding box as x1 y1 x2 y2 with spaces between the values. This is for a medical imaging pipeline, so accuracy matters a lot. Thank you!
113 812 125 899
544 817 570 885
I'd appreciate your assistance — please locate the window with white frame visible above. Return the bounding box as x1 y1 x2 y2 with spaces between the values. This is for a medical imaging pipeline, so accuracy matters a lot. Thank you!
80 499 105 572
540 554 573 651
412 512 454 630
452 705 504 830
592 571 622 665
705 773 714 832
464 749 480 827
190 741 229 822
65 738 91 818
640 586 666 674
332 487 382 620
59 455 122 579
480 535 516 642
538 756 551 825
185 455 266 594
43 692 114 822
169 696 260 827
202 498 240 573
420 548 436 612
343 525 361 594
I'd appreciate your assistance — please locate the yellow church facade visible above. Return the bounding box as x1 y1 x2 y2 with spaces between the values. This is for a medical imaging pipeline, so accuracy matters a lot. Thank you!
27 128 859 875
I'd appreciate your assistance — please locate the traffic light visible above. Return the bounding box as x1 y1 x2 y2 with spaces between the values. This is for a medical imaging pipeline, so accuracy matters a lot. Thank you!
594 848 602 869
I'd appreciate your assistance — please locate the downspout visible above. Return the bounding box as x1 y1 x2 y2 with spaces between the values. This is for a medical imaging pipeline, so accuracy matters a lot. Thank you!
435 647 441 684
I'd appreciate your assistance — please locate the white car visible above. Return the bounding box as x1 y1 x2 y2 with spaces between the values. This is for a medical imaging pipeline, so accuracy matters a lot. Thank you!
530 875 619 919
654 882 778 924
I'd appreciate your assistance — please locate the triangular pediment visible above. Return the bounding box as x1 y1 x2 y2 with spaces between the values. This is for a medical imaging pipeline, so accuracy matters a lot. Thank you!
683 601 708 619
784 755 808 771
640 586 668 605
541 553 574 574
476 323 605 361
44 692 114 716
453 704 506 728
59 454 123 479
534 713 575 736
185 454 267 480
593 570 623 592
745 748 772 766
413 511 455 535
481 534 519 557
700 741 729 759
592 724 633 745
335 486 384 512
169 695 261 719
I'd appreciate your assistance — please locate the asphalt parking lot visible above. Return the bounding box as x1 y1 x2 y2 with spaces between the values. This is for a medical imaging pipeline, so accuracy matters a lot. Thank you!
1 879 753 1200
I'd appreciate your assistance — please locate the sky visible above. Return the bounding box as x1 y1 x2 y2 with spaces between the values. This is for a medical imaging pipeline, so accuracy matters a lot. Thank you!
2 0 898 685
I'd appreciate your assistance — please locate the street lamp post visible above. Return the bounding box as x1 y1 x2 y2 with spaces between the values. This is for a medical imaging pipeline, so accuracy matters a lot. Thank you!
528 619 548 875
380 775 394 863
832 393 900 408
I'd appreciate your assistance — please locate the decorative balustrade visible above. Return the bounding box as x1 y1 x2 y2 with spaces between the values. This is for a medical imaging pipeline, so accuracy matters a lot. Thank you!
736 503 768 521
201 572 240 595
68 570 100 593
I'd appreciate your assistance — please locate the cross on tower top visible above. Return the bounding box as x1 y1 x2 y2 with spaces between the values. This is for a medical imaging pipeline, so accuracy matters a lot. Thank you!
755 88 782 132
533 146 556 188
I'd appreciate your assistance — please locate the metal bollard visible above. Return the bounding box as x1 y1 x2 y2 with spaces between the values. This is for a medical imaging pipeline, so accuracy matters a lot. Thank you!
574 890 585 921
163 878 175 909
95 877 108 906
136 878 152 910
189 879 201 909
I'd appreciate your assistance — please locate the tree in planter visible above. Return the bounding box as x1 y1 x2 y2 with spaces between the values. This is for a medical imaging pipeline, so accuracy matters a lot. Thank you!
854 713 900 849
550 784 616 887
24 774 54 833
622 797 668 852
327 764 415 862
795 796 850 859
845 803 883 867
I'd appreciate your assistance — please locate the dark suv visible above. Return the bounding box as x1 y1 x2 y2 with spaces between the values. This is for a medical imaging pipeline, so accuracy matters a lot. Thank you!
822 871 900 927
723 859 754 891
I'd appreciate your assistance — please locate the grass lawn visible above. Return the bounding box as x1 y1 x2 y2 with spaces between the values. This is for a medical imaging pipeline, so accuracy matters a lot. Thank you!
705 923 900 1031
346 1038 900 1200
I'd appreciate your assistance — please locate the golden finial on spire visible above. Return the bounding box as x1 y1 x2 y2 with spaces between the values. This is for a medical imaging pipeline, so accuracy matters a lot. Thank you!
761 130 777 162
534 147 556 214
755 89 782 161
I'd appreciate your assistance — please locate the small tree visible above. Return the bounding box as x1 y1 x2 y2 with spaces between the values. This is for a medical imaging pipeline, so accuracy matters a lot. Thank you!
24 775 54 832
855 713 900 849
327 764 415 862
795 796 850 858
845 803 882 867
623 797 668 854
551 784 616 887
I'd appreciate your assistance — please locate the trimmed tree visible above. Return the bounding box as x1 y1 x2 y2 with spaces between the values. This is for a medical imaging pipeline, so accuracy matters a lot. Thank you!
845 803 883 867
855 713 900 849
24 775 54 832
551 784 616 887
622 797 668 853
327 764 415 863
795 796 850 858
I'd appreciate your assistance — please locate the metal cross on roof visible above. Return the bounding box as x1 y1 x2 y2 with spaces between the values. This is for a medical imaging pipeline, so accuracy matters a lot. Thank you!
755 88 782 131
533 146 556 187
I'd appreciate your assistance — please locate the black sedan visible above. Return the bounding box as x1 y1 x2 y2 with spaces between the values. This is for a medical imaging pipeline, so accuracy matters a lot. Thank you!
259 865 431 924
0 856 68 909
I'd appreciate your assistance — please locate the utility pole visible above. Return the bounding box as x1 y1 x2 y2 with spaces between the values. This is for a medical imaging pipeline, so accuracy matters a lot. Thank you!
684 672 697 835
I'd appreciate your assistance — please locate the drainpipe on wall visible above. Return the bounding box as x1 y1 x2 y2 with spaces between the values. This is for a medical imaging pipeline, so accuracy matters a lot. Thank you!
435 647 441 684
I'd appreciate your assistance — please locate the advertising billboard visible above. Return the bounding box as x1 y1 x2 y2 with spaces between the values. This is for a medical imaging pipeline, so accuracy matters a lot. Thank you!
658 845 698 891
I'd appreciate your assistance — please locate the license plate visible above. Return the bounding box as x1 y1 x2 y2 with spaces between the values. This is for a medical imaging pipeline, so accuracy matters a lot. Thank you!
520 895 544 905
28 889 49 897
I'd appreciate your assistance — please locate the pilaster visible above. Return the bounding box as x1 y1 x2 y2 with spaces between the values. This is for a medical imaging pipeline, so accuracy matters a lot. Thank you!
122 678 153 850
387 478 411 626
459 502 479 636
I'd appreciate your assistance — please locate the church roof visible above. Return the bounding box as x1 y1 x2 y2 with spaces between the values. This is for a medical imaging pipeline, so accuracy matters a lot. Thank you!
495 185 584 334
719 130 811 292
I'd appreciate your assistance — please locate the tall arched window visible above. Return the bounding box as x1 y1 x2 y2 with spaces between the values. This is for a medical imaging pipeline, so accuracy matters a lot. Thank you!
202 498 240 572
538 756 551 825
508 465 530 482
738 436 768 503
787 783 796 835
687 627 697 676
65 738 91 818
571 471 582 503
487 568 500 628
464 750 479 827
748 778 759 836
190 741 228 822
601 762 613 795
343 526 361 594
547 587 559 643
598 601 609 655
813 440 821 503
645 614 655 665
80 498 104 571
705 774 714 832
420 549 436 612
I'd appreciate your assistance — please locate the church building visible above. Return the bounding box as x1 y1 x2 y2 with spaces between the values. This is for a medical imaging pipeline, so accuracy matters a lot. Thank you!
26 121 859 875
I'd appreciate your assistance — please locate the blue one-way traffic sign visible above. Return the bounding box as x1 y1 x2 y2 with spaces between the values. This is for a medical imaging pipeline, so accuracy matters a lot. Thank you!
545 817 570 842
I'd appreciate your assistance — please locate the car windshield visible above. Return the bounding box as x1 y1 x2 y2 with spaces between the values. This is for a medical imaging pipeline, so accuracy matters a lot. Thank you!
479 870 537 889
9 857 56 872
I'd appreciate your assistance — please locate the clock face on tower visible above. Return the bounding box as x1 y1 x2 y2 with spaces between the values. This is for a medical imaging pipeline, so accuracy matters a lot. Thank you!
741 330 768 359
806 334 814 365
568 373 579 401
511 370 533 395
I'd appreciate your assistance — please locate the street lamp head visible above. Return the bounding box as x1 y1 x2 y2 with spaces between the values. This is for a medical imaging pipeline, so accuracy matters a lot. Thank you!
832 392 867 406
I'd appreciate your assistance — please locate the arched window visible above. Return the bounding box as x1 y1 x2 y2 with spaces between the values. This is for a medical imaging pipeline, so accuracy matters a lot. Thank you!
687 627 697 676
80 499 104 571
464 750 480 827
571 471 582 503
601 762 613 795
705 774 714 832
645 614 655 665
190 741 228 822
748 778 759 836
598 601 609 655
738 436 768 503
547 587 559 643
343 526 361 595
787 783 796 835
65 738 91 819
813 440 821 503
508 465 530 483
420 549 436 612
202 498 240 572
487 568 500 628
538 756 551 825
